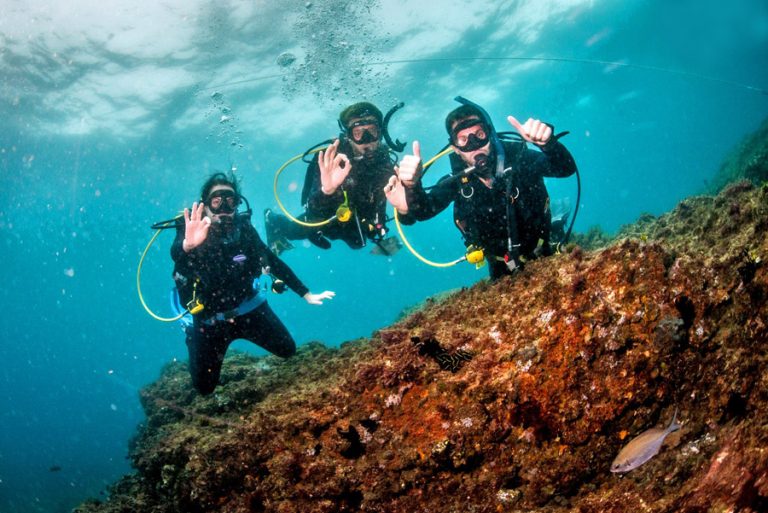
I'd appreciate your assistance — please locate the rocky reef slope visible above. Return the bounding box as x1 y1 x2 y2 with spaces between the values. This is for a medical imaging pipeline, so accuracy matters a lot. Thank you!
78 181 768 513
709 116 768 193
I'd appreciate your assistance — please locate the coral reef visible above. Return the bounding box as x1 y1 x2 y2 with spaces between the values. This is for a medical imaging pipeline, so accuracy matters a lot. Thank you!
709 116 768 193
77 158 768 511
568 224 613 251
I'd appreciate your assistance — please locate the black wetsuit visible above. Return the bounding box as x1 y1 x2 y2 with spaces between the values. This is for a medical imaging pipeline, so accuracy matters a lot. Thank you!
401 140 577 280
272 140 396 249
171 215 309 395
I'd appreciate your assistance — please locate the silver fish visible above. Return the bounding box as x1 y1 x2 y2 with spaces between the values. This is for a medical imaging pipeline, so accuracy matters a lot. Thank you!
610 408 681 473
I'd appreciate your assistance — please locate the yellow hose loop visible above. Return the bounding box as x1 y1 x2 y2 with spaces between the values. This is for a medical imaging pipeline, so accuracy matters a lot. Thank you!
393 146 468 268
137 225 186 322
273 148 337 228
422 146 454 174
393 210 466 268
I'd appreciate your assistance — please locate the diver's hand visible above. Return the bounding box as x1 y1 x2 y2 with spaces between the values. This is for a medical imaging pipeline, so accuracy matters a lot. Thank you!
384 175 408 214
303 290 336 305
318 139 351 195
507 116 553 147
394 140 423 188
182 202 211 252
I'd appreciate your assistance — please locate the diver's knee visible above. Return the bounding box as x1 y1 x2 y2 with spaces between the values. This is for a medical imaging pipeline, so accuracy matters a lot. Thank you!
274 343 296 359
191 373 218 395
193 382 217 395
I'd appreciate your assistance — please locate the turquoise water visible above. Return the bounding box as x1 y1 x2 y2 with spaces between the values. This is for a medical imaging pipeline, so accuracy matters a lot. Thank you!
1 0 766 511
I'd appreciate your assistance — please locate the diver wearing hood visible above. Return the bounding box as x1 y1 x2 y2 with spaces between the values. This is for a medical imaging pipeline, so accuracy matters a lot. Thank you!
387 103 577 280
172 172 335 395
266 102 399 254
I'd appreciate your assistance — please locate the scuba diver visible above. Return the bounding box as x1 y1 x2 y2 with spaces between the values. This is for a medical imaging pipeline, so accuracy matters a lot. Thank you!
172 172 334 395
385 99 577 280
265 102 403 256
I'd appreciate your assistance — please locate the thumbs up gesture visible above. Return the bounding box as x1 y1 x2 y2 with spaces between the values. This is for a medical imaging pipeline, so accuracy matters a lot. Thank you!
394 140 423 188
385 141 424 214
507 116 553 147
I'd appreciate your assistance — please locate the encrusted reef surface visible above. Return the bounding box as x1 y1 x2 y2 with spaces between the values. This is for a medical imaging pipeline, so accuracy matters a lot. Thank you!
78 182 768 513
709 116 768 193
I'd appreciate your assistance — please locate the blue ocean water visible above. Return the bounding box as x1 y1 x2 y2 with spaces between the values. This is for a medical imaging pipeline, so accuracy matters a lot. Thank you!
0 0 766 511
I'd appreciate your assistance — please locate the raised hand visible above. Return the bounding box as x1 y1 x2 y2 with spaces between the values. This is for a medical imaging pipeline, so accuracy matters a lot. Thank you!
318 139 351 195
303 290 336 305
507 116 553 147
182 201 211 252
384 174 408 214
394 140 423 188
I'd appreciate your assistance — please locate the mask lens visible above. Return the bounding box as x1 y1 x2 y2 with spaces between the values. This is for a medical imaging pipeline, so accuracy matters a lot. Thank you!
208 190 240 213
348 121 380 144
453 123 489 152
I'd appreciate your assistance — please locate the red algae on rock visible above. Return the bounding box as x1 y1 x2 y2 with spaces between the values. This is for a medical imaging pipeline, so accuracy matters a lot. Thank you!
77 186 768 510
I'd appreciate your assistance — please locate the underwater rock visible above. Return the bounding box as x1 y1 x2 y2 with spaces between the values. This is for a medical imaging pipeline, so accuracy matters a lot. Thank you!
275 52 296 67
77 126 768 512
710 116 768 193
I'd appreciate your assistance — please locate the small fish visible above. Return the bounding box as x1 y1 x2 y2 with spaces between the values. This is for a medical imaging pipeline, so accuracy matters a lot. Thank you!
49 465 62 472
370 236 402 257
611 408 681 473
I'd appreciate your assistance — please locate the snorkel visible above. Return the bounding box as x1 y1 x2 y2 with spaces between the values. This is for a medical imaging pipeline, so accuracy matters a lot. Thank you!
382 102 406 152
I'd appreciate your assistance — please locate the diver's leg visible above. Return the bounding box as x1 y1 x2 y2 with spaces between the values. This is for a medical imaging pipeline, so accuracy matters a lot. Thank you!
280 214 314 240
487 254 527 280
538 196 554 257
338 229 366 250
332 219 366 250
264 209 295 254
185 322 230 395
235 303 297 358
264 209 331 252
487 259 511 281
341 237 366 250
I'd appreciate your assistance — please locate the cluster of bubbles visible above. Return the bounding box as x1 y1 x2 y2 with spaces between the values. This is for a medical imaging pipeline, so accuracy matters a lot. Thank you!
206 90 243 149
278 0 393 101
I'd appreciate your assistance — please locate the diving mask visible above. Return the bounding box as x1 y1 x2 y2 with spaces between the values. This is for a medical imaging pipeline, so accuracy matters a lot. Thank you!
346 119 381 145
207 189 241 215
451 119 490 152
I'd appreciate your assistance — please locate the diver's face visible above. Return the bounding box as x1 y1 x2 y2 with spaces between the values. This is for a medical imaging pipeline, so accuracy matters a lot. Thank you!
204 184 238 223
451 117 491 167
346 116 381 158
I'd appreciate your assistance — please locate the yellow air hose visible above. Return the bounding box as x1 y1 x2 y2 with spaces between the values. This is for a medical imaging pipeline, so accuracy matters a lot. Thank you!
273 148 338 227
136 219 187 322
393 210 467 267
393 147 484 268
273 144 481 268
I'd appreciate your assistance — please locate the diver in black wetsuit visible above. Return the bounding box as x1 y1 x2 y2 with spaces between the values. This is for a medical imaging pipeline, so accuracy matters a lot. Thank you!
172 172 334 395
265 102 399 255
386 101 577 280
